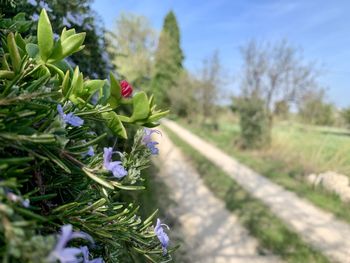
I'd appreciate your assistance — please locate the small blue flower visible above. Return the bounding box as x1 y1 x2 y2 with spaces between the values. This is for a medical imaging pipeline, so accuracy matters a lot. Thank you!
154 218 170 255
103 147 127 179
142 129 161 155
22 199 30 208
146 141 159 155
81 140 95 158
48 224 94 263
86 146 95 157
80 246 104 263
57 104 84 127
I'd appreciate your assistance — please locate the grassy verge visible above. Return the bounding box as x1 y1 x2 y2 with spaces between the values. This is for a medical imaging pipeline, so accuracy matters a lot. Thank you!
122 165 190 263
163 126 329 263
179 120 350 224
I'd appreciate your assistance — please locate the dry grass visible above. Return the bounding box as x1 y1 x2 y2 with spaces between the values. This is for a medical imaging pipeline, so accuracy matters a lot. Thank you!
269 123 350 176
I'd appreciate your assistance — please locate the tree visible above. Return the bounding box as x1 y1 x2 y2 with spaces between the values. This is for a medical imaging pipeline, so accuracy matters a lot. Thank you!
195 51 224 125
238 39 322 146
167 70 197 118
274 100 289 119
298 88 335 126
108 13 156 89
236 96 271 148
342 107 350 128
0 0 113 78
152 11 184 107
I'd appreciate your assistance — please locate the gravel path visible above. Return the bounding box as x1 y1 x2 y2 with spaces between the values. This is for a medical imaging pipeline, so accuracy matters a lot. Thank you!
153 128 281 263
162 119 350 263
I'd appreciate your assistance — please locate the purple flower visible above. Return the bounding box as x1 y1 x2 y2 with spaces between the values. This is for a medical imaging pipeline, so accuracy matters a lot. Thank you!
48 224 94 263
80 246 104 263
142 129 161 155
57 104 84 127
86 146 95 157
154 218 170 255
81 140 95 158
103 147 127 179
22 199 30 208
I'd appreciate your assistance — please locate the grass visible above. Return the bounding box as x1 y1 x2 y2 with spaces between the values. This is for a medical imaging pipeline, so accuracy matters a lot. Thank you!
272 122 350 175
163 126 329 263
179 119 350 224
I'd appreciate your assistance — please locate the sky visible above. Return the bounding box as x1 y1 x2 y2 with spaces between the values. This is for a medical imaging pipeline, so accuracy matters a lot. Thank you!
92 0 350 108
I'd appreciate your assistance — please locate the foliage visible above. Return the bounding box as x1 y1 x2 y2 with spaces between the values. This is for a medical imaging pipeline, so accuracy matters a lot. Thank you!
0 9 172 262
166 70 196 118
274 100 289 119
152 11 184 107
235 97 271 148
298 89 335 126
341 107 350 128
107 13 156 90
0 0 113 79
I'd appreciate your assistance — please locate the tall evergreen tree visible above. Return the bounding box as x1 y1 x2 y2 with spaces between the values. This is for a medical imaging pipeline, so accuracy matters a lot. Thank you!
152 11 184 107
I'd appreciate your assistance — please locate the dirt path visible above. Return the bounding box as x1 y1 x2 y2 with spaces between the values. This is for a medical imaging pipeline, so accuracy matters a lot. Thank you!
153 128 281 263
162 119 350 263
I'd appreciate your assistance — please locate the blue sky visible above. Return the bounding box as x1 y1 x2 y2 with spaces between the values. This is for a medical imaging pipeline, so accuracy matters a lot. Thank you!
92 0 350 108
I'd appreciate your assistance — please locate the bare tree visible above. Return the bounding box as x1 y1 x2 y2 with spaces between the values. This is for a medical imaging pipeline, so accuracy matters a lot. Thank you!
195 50 224 125
240 39 321 116
237 39 323 147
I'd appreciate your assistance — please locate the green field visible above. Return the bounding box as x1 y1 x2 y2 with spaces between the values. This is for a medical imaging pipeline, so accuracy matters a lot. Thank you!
164 126 329 263
178 117 350 223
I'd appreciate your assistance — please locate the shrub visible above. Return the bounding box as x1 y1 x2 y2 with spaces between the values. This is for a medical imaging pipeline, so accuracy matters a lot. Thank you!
0 9 171 262
342 107 350 128
236 97 271 148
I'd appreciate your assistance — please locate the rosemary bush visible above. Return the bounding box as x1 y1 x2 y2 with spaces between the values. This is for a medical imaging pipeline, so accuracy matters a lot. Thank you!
0 9 172 262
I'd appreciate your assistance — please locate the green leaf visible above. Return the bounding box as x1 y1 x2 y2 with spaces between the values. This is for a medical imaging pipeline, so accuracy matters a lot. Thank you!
61 71 70 96
147 110 170 123
49 33 86 62
46 63 64 80
130 92 150 121
110 73 121 100
76 198 107 214
37 9 54 62
118 115 131 123
7 32 21 72
83 80 105 97
0 70 14 79
83 168 114 189
52 59 73 74
60 27 76 41
14 32 26 51
69 67 84 103
101 111 127 139
25 43 39 59
98 82 111 105
107 96 119 109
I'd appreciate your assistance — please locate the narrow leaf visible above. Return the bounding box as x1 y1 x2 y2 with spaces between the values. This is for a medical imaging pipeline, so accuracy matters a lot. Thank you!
37 9 54 62
83 168 114 189
7 32 21 72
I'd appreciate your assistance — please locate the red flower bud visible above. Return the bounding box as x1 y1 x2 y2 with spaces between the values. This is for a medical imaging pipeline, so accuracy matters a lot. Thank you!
120 80 133 98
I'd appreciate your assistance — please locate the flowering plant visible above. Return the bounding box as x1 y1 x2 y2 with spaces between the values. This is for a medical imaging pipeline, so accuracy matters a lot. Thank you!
0 9 173 262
